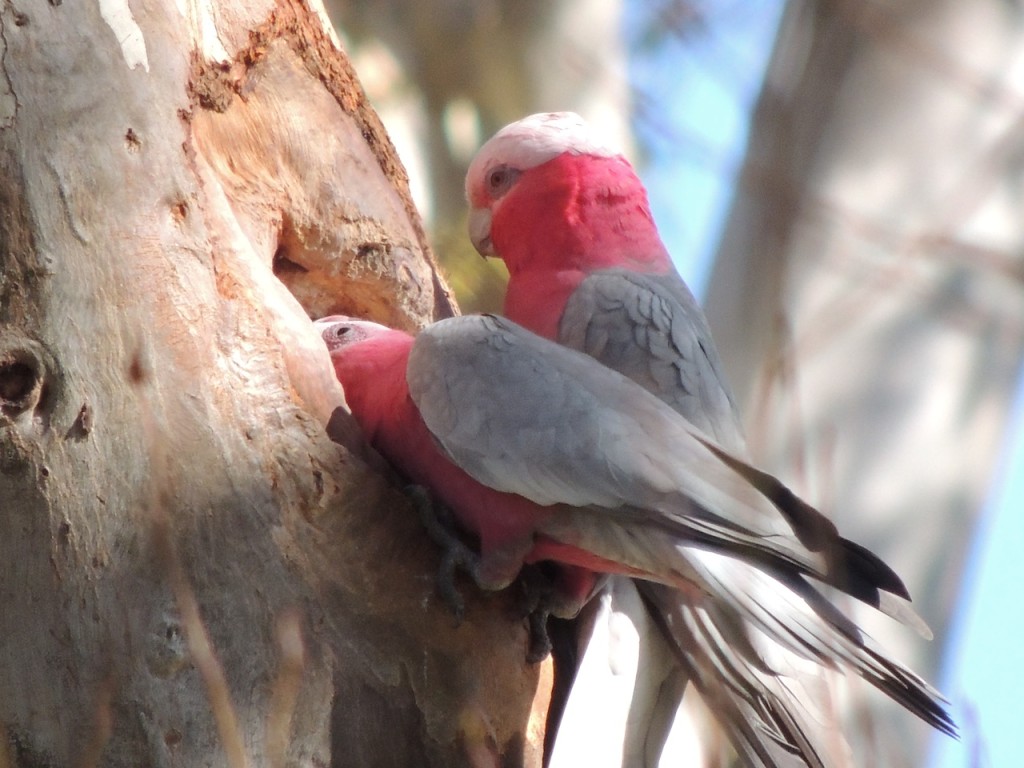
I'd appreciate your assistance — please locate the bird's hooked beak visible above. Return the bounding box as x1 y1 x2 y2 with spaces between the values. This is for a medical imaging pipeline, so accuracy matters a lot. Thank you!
468 207 495 258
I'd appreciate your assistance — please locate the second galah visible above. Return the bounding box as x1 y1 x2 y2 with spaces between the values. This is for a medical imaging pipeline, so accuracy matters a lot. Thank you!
465 112 742 449
317 314 954 768
465 112 936 766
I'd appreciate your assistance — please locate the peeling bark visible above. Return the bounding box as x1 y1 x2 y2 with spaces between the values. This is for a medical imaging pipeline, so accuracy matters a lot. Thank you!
0 1 544 766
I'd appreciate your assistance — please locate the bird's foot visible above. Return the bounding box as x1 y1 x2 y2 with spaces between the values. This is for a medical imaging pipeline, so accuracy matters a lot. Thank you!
526 605 553 663
406 484 479 624
406 485 557 661
515 566 565 663
515 564 607 663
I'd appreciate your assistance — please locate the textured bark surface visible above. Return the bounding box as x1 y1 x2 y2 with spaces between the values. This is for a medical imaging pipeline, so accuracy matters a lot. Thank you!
0 1 547 765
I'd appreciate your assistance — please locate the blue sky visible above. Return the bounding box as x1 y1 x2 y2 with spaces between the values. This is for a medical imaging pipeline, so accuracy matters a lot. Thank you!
625 2 1022 766
930 389 1024 768
626 0 781 292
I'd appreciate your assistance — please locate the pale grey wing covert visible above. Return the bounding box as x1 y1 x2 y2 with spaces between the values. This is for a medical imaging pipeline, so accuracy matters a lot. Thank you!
405 315 915 615
406 314 955 762
560 268 746 453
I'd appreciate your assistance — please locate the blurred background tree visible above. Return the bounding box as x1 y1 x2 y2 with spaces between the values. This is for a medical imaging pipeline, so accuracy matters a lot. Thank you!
329 0 633 312
326 0 1024 765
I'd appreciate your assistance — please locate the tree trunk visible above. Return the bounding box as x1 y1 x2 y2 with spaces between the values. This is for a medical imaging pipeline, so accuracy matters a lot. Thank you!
0 1 548 765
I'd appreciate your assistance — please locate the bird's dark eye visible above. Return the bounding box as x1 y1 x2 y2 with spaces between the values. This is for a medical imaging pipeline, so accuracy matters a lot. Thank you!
486 165 518 197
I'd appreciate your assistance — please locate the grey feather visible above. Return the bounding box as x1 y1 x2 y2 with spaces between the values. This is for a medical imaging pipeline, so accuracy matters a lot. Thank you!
408 315 910 609
557 272 950 757
406 314 955 765
560 269 746 452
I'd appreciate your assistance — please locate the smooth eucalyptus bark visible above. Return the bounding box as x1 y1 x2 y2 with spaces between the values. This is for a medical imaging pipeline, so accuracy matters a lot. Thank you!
0 1 547 765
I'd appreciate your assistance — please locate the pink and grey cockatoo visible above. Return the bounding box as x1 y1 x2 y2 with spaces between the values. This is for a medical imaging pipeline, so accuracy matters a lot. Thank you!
465 112 739 447
316 313 954 768
463 113 953 766
464 111 753 764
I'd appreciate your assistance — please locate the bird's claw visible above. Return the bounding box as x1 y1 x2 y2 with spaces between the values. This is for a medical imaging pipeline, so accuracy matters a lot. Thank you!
516 566 561 663
406 485 556 661
406 484 479 624
526 605 553 663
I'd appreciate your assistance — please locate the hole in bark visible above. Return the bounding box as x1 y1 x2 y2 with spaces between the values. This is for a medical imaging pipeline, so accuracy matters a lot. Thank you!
273 245 309 276
170 200 188 222
356 242 386 261
0 340 60 427
0 362 35 403
128 348 150 384
0 352 44 418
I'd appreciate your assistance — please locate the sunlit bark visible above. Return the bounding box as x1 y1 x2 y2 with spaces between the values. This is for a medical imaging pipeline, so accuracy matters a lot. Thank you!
0 1 548 764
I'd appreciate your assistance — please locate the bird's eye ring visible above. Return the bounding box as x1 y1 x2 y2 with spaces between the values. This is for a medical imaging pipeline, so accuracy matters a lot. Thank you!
486 165 517 197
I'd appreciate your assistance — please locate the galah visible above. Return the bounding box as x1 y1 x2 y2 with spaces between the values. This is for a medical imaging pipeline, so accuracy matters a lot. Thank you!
465 111 741 449
316 314 954 768
464 112 924 766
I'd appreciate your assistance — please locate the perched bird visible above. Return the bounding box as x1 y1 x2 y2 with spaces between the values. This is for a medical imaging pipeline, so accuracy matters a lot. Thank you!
464 112 954 766
317 313 954 768
465 111 740 447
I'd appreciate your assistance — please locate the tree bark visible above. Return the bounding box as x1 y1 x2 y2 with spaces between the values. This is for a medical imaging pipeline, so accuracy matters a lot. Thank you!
0 1 548 765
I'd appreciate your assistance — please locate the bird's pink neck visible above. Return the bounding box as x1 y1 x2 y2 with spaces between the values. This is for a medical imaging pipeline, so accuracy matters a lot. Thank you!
329 331 414 442
491 153 673 277
503 269 580 339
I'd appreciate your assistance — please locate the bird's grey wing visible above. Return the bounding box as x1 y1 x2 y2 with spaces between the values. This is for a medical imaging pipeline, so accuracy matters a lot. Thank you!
560 268 745 453
406 315 787 535
408 315 954 743
406 315 912 612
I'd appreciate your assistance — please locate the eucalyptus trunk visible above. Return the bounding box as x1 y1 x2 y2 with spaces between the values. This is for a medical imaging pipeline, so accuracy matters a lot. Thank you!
0 1 547 765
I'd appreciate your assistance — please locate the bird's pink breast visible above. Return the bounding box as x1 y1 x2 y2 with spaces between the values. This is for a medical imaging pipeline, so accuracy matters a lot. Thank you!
492 152 673 278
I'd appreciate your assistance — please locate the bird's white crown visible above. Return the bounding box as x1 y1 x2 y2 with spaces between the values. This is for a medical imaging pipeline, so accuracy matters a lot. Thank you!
467 112 620 196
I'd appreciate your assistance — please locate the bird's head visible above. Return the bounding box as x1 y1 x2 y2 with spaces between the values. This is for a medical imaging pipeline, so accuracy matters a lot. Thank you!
314 315 393 354
464 112 664 274
465 113 620 254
